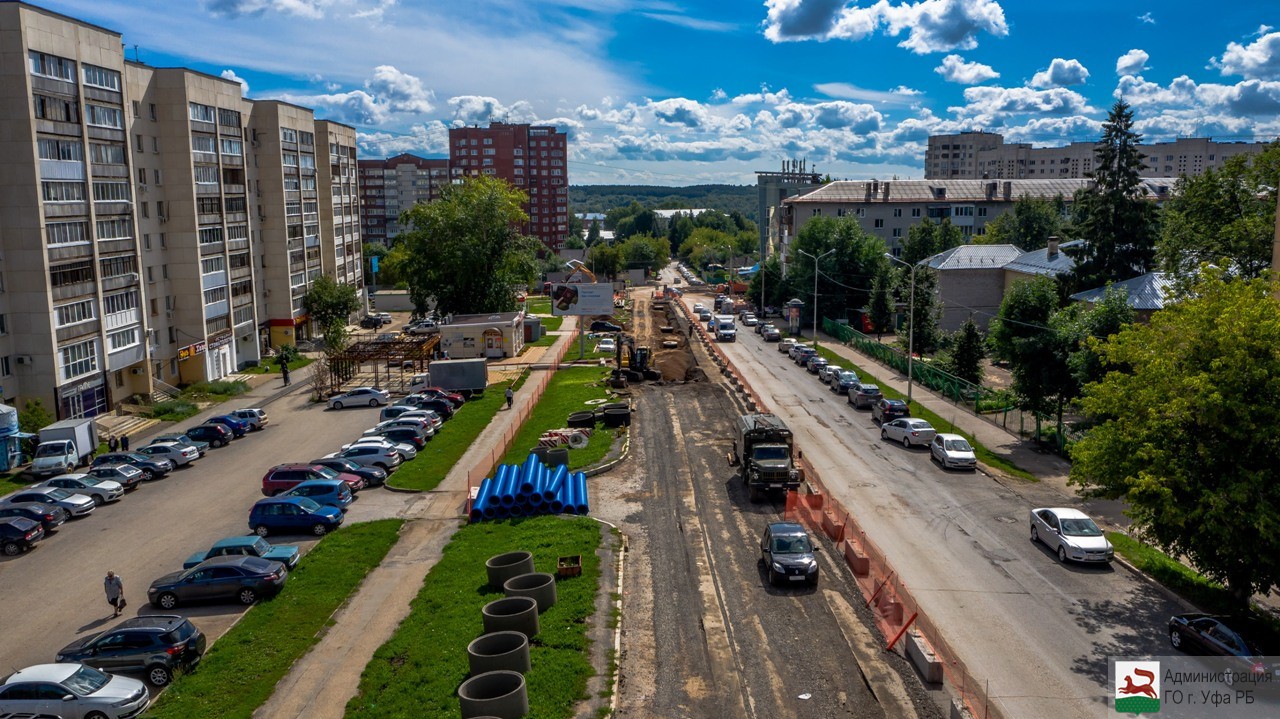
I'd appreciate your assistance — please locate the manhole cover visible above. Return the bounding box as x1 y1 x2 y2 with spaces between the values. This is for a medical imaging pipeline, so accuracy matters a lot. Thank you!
994 516 1016 524
584 399 609 405
858 482 877 488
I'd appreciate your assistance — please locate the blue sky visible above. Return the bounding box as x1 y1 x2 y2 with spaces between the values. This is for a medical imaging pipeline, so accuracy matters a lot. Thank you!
35 0 1280 185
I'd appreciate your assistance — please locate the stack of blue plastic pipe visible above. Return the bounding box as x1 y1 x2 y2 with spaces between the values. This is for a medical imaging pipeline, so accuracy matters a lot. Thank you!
470 453 590 522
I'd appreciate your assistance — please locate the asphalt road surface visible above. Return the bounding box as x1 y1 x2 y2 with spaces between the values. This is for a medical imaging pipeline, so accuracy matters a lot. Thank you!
0 389 413 674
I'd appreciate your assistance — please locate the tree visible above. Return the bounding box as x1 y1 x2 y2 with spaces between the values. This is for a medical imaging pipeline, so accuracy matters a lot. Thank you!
936 219 964 254
586 243 622 280
617 234 669 275
787 216 889 328
988 276 1070 438
667 215 694 256
900 267 943 355
1156 143 1279 288
18 398 53 434
747 255 792 313
1064 100 1160 294
586 222 601 246
1053 285 1134 391
945 319 985 384
901 219 937 265
398 176 542 317
979 195 1064 250
564 234 586 250
302 276 361 351
867 268 895 340
1070 270 1280 606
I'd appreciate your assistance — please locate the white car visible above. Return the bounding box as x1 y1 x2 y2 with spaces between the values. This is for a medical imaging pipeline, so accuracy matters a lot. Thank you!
229 408 269 430
37 474 124 506
742 315 758 327
328 387 390 409
372 417 435 437
880 418 937 448
819 364 844 384
597 338 617 354
345 437 417 461
0 663 150 719
930 433 976 470
1030 508 1114 564
327 446 402 471
397 409 443 430
137 441 199 467
692 303 706 313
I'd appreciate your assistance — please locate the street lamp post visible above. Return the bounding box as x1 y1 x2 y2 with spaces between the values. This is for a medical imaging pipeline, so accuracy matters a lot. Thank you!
798 248 836 349
885 253 921 405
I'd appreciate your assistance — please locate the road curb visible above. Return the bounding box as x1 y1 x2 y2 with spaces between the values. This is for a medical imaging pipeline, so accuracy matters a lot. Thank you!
585 429 631 478
1110 554 1198 613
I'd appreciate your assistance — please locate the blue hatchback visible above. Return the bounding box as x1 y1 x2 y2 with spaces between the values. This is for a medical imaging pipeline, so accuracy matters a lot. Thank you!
281 479 353 512
206 414 250 438
249 497 343 537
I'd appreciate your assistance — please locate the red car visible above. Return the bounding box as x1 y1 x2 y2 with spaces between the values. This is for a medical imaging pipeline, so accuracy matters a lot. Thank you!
261 464 365 497
415 387 464 408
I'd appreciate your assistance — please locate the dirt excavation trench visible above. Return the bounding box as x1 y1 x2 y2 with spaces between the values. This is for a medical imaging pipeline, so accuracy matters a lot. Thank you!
628 289 706 383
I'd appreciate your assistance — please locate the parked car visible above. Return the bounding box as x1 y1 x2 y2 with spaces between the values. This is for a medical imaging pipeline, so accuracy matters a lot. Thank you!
762 325 782 342
282 479 354 511
229 408 269 430
805 356 829 375
149 433 208 457
310 456 388 486
410 387 465 408
742 315 758 327
148 555 288 609
792 348 817 368
363 426 427 451
55 615 206 687
871 398 911 424
880 418 937 448
786 342 808 359
930 433 977 470
359 314 384 329
262 464 365 497
1029 508 1114 563
759 521 819 587
205 415 250 439
589 320 622 333
3 487 95 517
1168 613 1280 672
346 437 418 461
819 365 844 384
0 502 69 534
327 442 403 472
86 464 145 492
380 404 418 422
397 408 443 430
831 370 859 394
184 535 301 570
92 452 173 481
755 321 768 335
0 663 149 718
37 474 123 506
692 302 705 313
409 397 455 420
370 418 434 438
596 338 617 354
249 496 344 537
182 423 233 448
0 517 44 556
328 387 390 409
405 320 438 336
136 442 199 467
848 383 883 409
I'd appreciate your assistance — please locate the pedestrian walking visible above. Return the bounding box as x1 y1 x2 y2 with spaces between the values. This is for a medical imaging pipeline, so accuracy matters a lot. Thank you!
107 435 118 453
104 571 125 617
120 434 129 452
281 361 291 387
505 385 514 410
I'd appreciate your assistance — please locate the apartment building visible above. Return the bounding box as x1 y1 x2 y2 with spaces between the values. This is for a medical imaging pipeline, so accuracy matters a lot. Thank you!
0 2 362 416
778 177 1177 256
925 131 1271 180
356 153 448 245
756 160 823 258
448 123 569 252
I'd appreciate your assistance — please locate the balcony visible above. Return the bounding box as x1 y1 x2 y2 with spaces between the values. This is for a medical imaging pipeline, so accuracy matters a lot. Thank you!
56 320 100 344
221 154 244 168
199 241 224 256
51 280 96 302
43 201 88 220
230 265 252 280
227 238 249 252
47 242 93 264
89 163 129 179
98 238 135 256
196 183 221 196
101 273 139 293
104 308 141 332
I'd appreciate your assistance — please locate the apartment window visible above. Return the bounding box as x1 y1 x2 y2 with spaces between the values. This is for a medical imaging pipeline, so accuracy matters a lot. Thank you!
82 63 121 91
299 131 313 145
41 181 85 203
135 134 144 152
51 261 94 287
193 165 219 185
103 291 139 315
285 201 301 216
149 103 157 121
874 218 884 228
892 228 902 238
189 102 216 123
54 299 96 327
28 51 74 81
893 208 903 217
96 218 132 240
132 100 140 118
227 224 249 241
107 327 139 351
146 267 154 283
225 196 246 213
92 181 130 202
197 197 221 214
85 105 123 129
33 94 78 123
514 148 523 156
218 108 241 127
89 143 124 164
153 169 162 185
282 152 298 167
99 255 136 278
59 339 99 381
198 227 223 244
203 286 228 304
201 256 225 274
300 176 316 190
233 305 254 325
0 357 8 378
35 138 82 162
911 208 922 217
192 135 216 154
284 176 300 191
231 279 253 298
977 207 987 217
151 137 159 153
0 314 6 335
143 234 151 250
220 138 243 156
229 252 251 269
299 154 315 170
281 128 298 143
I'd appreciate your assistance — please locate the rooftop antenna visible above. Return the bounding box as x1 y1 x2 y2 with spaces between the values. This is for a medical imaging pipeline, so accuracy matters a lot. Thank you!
132 45 140 63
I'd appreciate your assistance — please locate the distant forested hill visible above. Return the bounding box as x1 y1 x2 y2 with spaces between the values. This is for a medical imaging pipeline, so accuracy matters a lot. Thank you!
569 184 757 222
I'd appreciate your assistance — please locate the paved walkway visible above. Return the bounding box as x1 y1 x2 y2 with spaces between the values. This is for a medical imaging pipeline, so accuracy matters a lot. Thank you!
254 318 578 719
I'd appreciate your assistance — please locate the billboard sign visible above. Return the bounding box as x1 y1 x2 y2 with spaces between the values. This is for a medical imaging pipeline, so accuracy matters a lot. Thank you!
550 283 614 316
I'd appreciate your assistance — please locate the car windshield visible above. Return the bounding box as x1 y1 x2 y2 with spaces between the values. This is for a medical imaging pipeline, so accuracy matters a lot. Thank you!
908 420 932 430
771 536 812 554
76 476 103 486
295 498 322 513
1060 518 1103 537
752 446 789 461
313 466 339 479
840 372 857 381
252 537 271 553
123 453 148 462
34 444 66 457
63 665 110 695
45 488 72 500
944 439 973 452
328 459 357 471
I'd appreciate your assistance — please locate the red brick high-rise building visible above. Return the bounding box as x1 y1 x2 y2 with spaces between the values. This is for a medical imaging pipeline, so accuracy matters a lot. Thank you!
448 123 569 252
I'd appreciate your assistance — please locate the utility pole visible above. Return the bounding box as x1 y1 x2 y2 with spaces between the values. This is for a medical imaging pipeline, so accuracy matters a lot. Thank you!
798 248 835 350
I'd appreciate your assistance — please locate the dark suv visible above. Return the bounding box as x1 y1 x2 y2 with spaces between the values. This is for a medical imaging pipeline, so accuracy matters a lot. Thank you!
92 451 173 480
0 502 69 533
871 399 910 424
759 521 819 587
55 615 206 687
184 423 233 448
848 383 883 409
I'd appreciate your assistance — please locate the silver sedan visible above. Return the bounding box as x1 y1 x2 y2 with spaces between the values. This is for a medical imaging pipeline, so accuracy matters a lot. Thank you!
328 387 391 409
880 418 937 448
1029 508 1114 564
37 474 124 506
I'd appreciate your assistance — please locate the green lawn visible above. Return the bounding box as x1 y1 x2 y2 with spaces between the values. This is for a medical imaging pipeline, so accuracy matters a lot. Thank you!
386 379 518 492
346 516 602 719
814 345 1037 481
149 380 253 422
0 472 30 496
1107 532 1237 613
526 297 552 315
144 519 403 719
540 315 564 332
501 366 617 470
241 356 315 374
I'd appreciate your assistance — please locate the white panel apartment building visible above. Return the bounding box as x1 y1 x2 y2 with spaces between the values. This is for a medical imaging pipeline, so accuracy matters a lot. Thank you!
0 2 361 418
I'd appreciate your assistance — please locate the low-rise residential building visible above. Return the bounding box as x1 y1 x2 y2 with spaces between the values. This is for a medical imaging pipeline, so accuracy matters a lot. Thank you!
1070 272 1172 323
923 245 1024 331
437 311 526 359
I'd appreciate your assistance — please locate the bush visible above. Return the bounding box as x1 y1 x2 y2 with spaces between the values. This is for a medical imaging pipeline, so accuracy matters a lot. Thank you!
186 380 249 398
975 389 1016 414
150 400 198 422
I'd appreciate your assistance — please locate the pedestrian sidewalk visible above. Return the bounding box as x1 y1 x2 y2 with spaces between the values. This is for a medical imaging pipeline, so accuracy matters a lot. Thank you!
254 323 578 719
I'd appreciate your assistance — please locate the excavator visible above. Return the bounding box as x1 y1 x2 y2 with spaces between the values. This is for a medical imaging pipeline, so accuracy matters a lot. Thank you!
611 325 661 383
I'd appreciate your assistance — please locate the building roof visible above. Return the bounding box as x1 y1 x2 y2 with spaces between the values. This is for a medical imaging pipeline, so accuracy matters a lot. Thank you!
653 208 710 218
448 311 525 327
783 178 1180 204
1003 240 1084 277
925 244 1024 271
1070 272 1172 311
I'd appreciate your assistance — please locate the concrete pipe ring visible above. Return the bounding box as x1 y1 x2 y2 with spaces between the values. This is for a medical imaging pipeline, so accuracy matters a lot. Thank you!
485 551 535 590
481 596 540 638
458 670 529 719
503 572 559 613
467 631 531 675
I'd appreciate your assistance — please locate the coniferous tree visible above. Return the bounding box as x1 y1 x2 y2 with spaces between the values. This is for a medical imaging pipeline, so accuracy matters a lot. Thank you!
867 268 895 340
946 319 986 385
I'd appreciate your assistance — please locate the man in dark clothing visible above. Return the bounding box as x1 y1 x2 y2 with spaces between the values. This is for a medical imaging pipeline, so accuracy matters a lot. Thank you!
281 361 291 386
120 434 129 451
505 386 514 410
107 435 118 453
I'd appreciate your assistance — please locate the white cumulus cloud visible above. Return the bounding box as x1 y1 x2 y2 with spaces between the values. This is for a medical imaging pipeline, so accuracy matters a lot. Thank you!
448 96 538 126
763 0 1009 54
935 54 1000 83
1212 31 1280 80
1030 58 1090 88
366 65 433 114
1115 49 1149 76
220 69 250 95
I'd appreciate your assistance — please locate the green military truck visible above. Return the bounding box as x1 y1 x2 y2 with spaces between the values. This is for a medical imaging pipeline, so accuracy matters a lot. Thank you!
731 413 801 502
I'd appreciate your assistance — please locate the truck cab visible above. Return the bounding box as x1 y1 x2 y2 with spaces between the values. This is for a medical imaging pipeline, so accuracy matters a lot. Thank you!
29 439 78 478
714 315 737 342
732 413 800 502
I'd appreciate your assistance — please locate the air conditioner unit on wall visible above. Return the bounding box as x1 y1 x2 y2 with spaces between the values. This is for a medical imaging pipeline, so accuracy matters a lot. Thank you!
130 367 144 375
14 355 32 365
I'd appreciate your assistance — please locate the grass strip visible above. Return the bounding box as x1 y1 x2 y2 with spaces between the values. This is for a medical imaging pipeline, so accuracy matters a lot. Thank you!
144 519 404 719
526 296 552 315
0 472 29 496
241 356 314 374
813 344 1037 482
386 383 511 492
501 366 616 471
1106 532 1237 613
346 515 601 719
